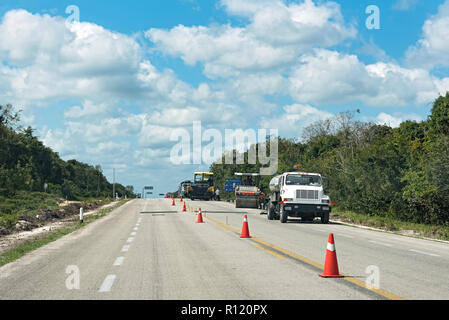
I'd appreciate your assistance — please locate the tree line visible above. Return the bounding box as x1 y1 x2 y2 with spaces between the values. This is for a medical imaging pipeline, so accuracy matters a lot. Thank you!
0 104 135 200
210 93 449 226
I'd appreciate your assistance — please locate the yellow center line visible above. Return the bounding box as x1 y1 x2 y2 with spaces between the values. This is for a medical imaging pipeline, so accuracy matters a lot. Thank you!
251 242 285 259
207 215 240 233
251 236 324 270
343 277 404 300
215 223 228 232
205 213 404 300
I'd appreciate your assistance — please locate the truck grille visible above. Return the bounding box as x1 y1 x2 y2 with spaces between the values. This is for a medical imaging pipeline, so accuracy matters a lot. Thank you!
296 190 318 200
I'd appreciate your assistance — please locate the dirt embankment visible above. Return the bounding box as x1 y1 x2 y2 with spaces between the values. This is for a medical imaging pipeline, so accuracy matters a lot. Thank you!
0 200 115 254
0 201 106 235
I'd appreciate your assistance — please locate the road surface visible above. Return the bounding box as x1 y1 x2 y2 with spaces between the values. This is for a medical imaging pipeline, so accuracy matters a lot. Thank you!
1 198 448 299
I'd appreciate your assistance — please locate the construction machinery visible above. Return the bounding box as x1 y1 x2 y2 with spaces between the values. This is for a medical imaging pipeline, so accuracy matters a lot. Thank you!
178 180 192 198
187 172 215 200
234 173 262 208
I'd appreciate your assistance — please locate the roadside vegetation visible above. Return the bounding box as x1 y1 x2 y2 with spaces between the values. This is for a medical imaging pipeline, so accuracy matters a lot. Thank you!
331 209 449 241
0 103 134 201
211 93 449 240
0 104 136 234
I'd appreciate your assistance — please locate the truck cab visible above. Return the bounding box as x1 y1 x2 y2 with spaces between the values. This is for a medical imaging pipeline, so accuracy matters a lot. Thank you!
268 172 331 224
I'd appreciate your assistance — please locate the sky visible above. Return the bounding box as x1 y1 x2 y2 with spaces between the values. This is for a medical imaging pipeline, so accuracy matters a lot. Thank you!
1 0 449 196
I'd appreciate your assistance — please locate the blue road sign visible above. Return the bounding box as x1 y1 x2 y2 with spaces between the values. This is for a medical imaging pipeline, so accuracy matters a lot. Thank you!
224 178 242 192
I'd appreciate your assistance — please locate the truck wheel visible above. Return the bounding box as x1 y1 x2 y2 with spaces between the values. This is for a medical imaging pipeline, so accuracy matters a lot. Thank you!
268 204 275 220
280 206 288 223
321 212 330 224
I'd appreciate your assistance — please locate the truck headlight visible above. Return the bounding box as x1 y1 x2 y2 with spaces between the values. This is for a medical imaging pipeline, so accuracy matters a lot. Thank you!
283 198 293 202
321 199 330 204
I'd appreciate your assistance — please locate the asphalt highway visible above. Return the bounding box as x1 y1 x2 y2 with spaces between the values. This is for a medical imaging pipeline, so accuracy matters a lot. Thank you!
1 198 448 299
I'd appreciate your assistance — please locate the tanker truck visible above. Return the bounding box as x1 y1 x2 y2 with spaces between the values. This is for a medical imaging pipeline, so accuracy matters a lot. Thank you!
268 171 331 223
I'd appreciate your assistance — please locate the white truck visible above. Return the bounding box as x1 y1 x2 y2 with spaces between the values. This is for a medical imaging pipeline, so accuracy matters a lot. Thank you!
268 172 331 223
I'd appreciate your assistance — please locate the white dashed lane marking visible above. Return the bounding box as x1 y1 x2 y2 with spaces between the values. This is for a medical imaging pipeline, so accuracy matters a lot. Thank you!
113 257 125 266
99 275 116 292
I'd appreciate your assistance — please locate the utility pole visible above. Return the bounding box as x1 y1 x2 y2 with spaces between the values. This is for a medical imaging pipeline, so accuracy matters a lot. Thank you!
113 168 115 200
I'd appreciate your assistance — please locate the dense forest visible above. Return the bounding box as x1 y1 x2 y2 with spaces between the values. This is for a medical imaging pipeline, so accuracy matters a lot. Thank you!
0 104 135 200
211 93 449 227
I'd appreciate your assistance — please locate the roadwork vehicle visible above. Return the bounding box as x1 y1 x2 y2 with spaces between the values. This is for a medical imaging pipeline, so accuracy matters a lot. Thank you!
179 180 192 198
268 171 331 223
187 172 215 201
234 173 262 208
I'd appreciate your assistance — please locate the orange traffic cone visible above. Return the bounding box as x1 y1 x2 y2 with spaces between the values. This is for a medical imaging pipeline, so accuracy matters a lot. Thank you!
180 196 183 202
196 208 204 223
172 197 175 206
182 202 186 212
319 233 344 278
240 214 251 238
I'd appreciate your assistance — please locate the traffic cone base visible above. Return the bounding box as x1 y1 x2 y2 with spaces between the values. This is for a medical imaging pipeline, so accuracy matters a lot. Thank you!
240 214 251 238
318 233 344 278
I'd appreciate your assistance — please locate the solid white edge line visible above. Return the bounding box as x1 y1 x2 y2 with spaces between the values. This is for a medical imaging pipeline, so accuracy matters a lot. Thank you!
338 234 354 239
409 249 440 257
369 240 393 247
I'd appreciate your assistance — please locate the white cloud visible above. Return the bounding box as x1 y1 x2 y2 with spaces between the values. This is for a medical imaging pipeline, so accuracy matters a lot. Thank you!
0 10 143 107
392 0 419 11
64 100 109 119
374 112 423 128
147 24 297 79
289 49 449 106
405 0 449 69
146 0 355 78
260 103 333 138
0 9 198 110
0 10 67 67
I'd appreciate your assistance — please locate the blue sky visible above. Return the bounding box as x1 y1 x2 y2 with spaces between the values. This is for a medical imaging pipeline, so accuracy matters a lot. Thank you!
0 0 448 195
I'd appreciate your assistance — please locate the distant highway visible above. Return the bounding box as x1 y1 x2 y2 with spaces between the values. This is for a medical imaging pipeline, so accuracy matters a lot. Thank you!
1 198 448 299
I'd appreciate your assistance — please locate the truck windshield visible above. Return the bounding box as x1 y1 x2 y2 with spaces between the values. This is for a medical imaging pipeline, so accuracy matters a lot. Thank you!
285 175 322 186
195 174 213 183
